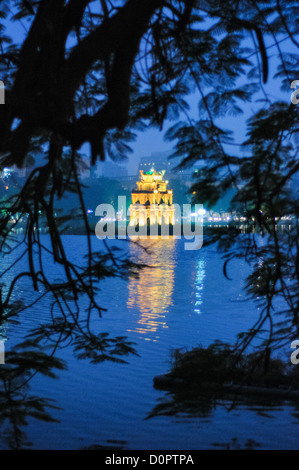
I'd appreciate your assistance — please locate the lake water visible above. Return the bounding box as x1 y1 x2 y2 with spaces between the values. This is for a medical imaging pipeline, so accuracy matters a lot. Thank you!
1 235 299 450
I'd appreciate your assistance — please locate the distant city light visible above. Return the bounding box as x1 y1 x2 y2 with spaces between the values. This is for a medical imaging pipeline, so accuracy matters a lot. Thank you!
3 168 12 177
198 208 206 216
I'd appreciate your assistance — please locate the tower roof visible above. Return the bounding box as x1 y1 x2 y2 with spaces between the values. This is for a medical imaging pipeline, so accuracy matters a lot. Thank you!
140 168 165 182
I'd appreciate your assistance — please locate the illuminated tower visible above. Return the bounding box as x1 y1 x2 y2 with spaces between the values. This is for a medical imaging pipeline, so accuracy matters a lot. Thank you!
129 169 174 227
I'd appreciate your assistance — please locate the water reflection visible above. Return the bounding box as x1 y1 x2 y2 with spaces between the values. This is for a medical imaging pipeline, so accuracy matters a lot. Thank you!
194 258 206 315
127 239 176 340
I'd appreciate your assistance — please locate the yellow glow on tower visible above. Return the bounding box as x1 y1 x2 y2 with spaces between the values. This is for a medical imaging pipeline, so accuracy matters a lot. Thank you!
129 169 174 227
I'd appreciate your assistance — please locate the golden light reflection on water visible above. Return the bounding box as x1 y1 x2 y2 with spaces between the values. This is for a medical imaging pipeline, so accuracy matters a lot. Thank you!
127 238 176 340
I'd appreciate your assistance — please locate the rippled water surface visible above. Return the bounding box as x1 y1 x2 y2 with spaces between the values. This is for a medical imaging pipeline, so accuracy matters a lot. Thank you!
1 235 299 450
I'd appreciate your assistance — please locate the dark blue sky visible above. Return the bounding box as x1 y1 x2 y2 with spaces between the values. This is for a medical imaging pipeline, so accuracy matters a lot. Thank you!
2 5 295 175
